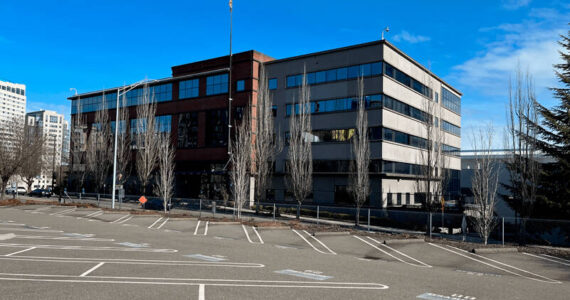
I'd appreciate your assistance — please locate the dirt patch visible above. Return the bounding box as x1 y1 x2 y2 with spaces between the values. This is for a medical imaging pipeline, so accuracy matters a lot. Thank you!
0 199 59 206
0 199 22 206
61 203 98 208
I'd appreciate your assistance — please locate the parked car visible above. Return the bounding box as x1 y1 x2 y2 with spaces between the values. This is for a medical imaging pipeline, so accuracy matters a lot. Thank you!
143 199 171 211
28 189 52 197
5 187 27 195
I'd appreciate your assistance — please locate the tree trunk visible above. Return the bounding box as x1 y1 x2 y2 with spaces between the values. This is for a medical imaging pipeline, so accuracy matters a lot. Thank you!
355 206 361 227
296 203 301 220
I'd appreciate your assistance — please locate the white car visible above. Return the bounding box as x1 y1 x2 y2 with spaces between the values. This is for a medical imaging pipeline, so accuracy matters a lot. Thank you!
5 187 27 195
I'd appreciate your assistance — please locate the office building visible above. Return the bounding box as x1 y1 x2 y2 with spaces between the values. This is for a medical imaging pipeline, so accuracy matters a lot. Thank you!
69 40 461 207
0 80 26 126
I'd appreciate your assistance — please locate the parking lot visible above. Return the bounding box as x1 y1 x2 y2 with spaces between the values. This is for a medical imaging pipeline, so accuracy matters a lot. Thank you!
0 204 568 299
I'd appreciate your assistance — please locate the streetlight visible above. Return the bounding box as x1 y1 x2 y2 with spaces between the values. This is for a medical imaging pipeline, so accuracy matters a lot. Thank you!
111 79 157 209
381 26 390 40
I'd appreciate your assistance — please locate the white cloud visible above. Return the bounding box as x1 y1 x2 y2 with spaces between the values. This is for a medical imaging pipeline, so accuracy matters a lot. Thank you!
392 30 430 44
502 0 532 10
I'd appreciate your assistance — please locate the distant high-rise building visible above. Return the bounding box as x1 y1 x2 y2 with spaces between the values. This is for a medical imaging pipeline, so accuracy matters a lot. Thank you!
25 110 66 189
0 80 26 126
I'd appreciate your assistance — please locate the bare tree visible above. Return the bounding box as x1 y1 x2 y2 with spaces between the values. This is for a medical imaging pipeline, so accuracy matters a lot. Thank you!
135 84 159 195
471 124 500 245
154 132 175 214
287 71 312 219
115 94 131 186
0 117 45 199
350 77 370 226
505 67 540 244
415 94 448 212
71 97 88 191
230 113 252 219
254 65 282 209
86 94 112 193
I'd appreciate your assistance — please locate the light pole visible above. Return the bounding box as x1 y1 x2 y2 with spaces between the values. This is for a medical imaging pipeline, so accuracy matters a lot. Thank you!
50 134 57 195
381 26 390 40
111 79 157 209
227 0 233 155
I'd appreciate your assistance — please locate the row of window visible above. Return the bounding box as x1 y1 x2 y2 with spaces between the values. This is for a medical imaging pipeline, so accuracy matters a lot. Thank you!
286 62 382 88
441 87 461 114
312 159 422 175
442 120 461 136
0 85 25 96
384 62 433 99
285 94 382 116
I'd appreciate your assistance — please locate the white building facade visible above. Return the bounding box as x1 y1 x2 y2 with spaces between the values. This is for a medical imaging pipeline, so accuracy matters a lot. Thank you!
25 110 68 189
0 80 26 126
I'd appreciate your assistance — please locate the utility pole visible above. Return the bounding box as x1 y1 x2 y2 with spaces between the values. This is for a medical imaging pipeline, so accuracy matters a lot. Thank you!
227 0 233 155
51 134 57 195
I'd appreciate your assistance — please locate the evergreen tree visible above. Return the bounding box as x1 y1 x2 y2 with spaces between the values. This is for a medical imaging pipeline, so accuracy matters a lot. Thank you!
526 28 570 219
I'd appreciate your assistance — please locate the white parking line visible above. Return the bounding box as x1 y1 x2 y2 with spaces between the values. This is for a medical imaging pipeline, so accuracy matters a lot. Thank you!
198 284 205 300
50 208 76 216
291 229 328 255
194 221 201 235
242 225 254 243
252 227 264 244
429 243 560 284
30 207 51 214
542 254 570 265
80 211 103 219
0 228 62 233
523 252 570 267
5 247 36 257
110 215 130 224
14 235 114 242
367 237 431 267
0 243 177 253
148 217 163 229
80 262 105 277
303 230 336 255
156 218 169 230
203 221 209 235
116 216 133 224
354 236 427 268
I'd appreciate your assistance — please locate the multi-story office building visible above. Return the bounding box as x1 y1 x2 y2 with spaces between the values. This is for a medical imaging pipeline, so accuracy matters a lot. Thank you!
266 41 461 207
69 40 461 207
0 80 26 126
25 110 68 189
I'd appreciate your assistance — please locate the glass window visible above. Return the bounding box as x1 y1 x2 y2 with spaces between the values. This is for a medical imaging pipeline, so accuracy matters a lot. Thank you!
348 66 359 79
337 67 348 80
268 78 277 90
395 131 408 144
205 109 228 146
155 115 171 133
206 74 229 96
178 112 199 148
236 80 245 92
315 71 326 84
49 116 58 123
326 69 337 82
441 87 461 114
442 120 461 136
179 79 199 99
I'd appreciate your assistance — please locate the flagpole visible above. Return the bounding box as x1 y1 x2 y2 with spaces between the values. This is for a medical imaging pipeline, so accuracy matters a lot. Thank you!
227 0 233 155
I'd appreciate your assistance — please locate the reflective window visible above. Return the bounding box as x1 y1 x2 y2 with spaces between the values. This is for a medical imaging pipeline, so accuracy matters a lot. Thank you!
441 86 461 114
206 74 228 96
268 78 278 90
384 62 433 99
179 79 199 99
236 80 245 92
286 94 382 116
442 120 461 136
205 109 228 146
178 112 199 148
155 115 171 133
286 62 382 88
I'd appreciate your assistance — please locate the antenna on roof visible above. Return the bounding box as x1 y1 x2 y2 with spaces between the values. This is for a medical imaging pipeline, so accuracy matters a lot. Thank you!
381 26 390 40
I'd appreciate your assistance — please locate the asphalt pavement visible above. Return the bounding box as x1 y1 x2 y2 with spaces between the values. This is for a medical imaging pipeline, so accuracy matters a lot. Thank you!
0 204 568 299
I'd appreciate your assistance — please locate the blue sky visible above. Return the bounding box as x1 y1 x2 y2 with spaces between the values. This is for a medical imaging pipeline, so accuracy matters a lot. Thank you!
1 0 568 148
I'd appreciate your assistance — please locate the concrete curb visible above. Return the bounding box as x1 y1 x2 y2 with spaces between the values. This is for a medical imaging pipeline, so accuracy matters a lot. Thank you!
383 238 425 245
313 231 351 237
256 226 291 230
472 247 518 254
208 221 241 225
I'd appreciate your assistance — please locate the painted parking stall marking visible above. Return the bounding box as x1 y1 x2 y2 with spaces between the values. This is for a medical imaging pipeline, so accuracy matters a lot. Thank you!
292 229 335 255
428 243 561 283
0 242 177 253
523 252 570 267
275 269 333 281
5 247 36 257
354 236 430 268
155 218 169 230
242 225 264 244
184 254 227 262
194 221 209 235
367 237 431 267
417 292 476 300
148 217 163 229
110 215 130 224
80 262 105 277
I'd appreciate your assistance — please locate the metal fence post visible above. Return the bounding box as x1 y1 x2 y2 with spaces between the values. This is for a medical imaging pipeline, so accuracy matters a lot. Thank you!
97 194 100 207
317 205 320 225
502 217 505 246
429 213 432 239
273 203 276 222
367 208 370 232
199 199 202 218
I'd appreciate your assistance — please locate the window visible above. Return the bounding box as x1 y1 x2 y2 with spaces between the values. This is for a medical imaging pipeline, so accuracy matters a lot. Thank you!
305 128 355 143
384 62 433 99
442 120 461 136
205 109 228 146
49 116 58 123
206 74 228 96
405 193 411 205
236 80 245 92
387 193 393 205
397 193 402 205
179 79 199 99
286 94 382 116
435 92 439 103
155 115 171 133
178 112 199 148
285 62 382 88
441 87 461 114
272 105 277 117
268 78 277 90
